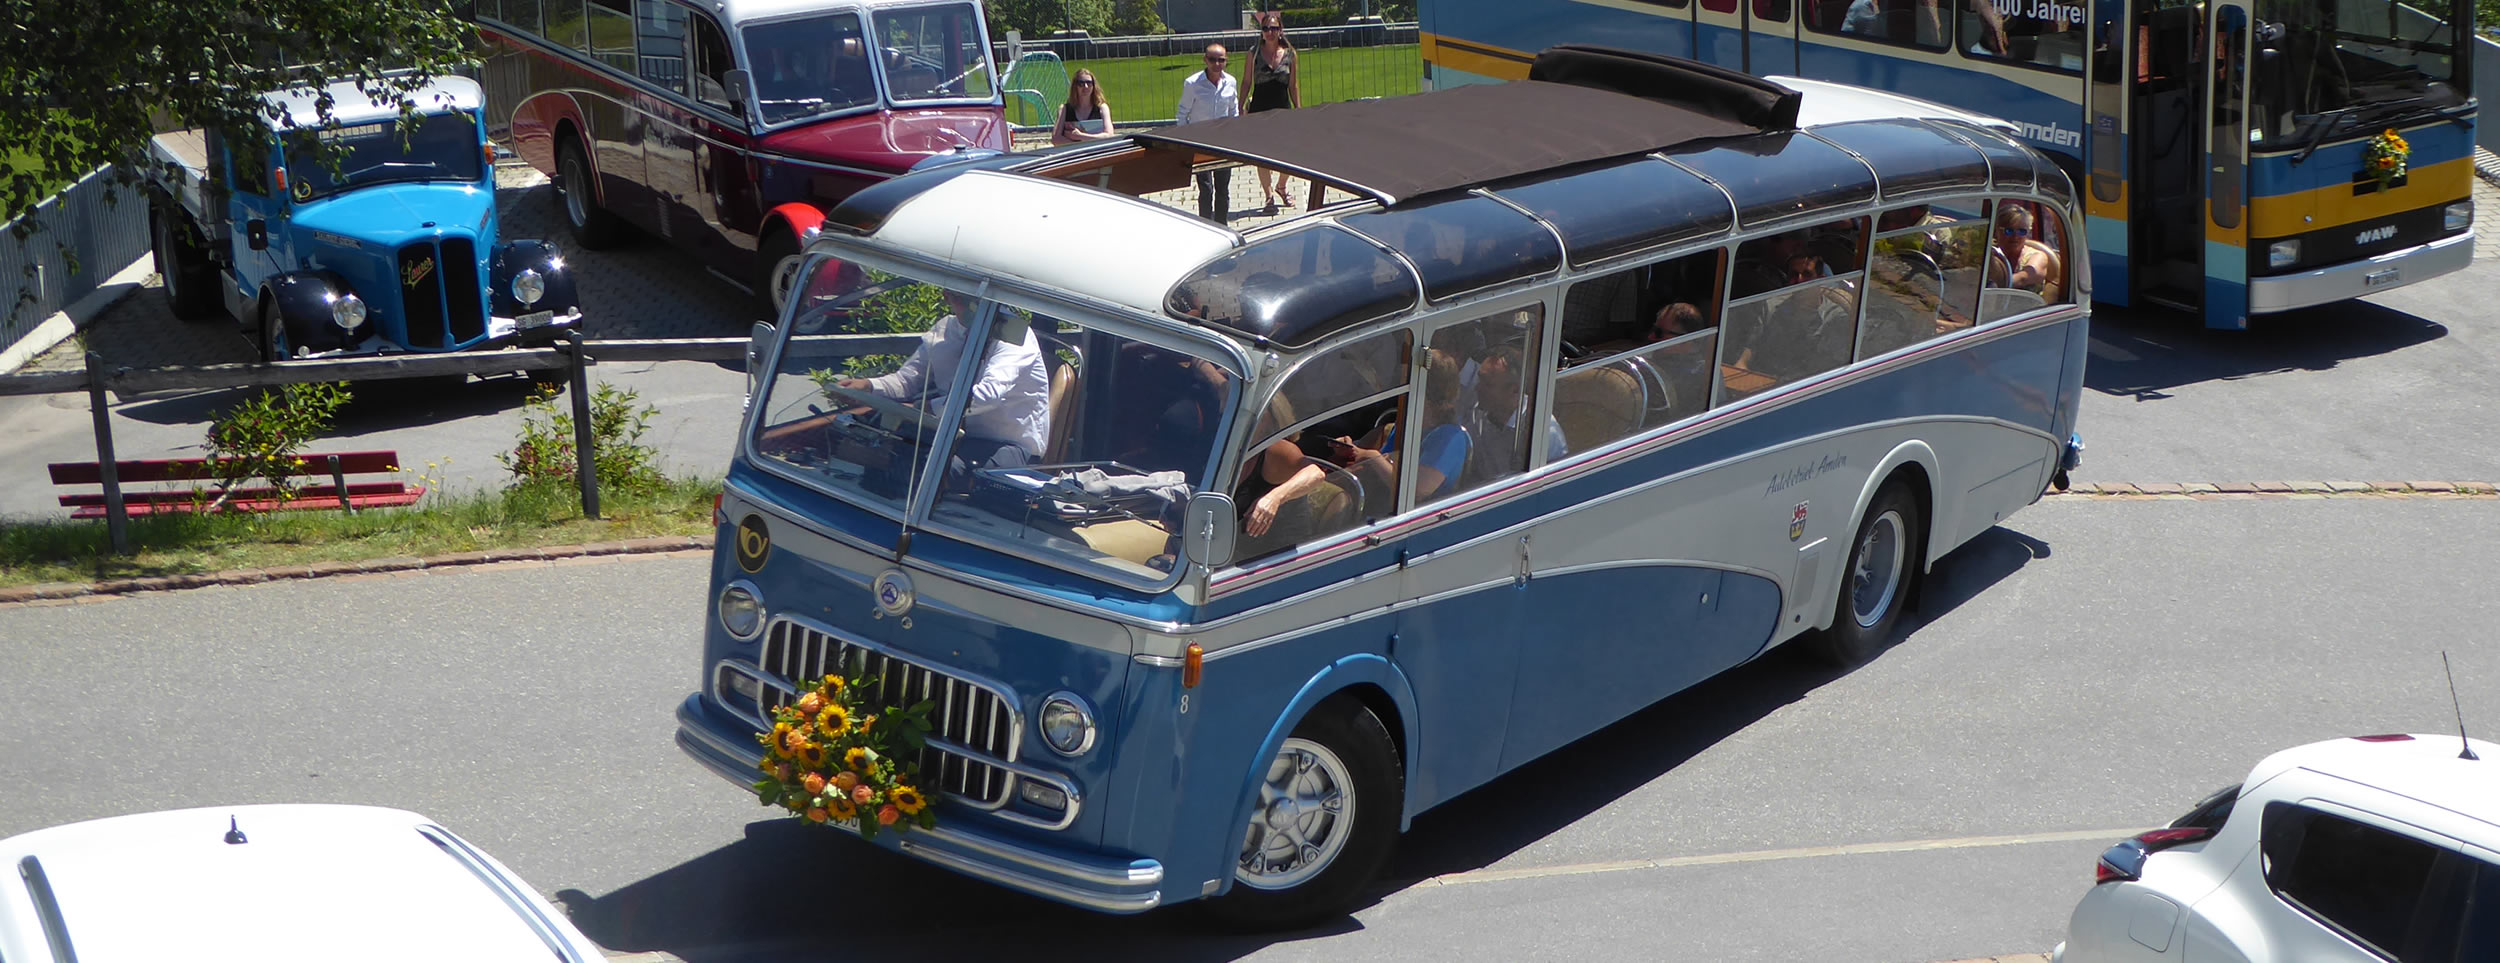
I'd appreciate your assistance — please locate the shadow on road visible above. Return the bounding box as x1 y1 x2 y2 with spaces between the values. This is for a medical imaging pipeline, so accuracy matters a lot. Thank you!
110 373 547 433
558 526 2049 960
2086 299 2445 401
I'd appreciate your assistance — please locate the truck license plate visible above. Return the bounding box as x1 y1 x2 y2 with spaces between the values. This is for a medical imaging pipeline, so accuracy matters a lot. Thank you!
2364 268 2400 288
517 310 556 329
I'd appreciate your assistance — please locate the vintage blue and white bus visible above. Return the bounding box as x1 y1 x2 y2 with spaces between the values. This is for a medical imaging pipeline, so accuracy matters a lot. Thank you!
1417 0 2475 330
674 48 2090 924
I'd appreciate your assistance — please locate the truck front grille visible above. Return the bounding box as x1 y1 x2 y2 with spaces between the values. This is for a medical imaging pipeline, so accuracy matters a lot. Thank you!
760 620 1019 807
396 239 484 349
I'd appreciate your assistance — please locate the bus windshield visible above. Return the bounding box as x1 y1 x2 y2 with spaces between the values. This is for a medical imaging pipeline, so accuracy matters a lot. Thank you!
873 3 996 103
754 261 1232 584
742 12 881 126
281 112 481 201
2249 0 2468 147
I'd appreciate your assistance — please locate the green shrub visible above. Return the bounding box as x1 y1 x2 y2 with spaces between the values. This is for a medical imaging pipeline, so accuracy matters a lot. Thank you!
501 382 665 493
203 381 352 504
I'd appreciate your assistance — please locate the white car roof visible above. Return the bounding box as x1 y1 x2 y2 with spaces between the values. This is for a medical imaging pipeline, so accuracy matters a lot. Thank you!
261 76 484 130
1763 75 2023 133
2250 733 2500 829
0 804 592 963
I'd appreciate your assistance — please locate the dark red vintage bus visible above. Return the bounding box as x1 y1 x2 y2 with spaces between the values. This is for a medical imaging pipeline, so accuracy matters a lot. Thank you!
472 0 1007 312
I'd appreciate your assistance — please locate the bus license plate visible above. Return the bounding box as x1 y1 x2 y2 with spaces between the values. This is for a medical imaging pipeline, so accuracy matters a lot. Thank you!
2365 269 2400 288
517 310 556 329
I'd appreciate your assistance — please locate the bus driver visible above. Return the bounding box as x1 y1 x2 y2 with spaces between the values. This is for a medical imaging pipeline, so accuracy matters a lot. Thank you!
835 291 1053 470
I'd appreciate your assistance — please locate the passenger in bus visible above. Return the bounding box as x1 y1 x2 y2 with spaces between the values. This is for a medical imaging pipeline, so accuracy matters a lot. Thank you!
1990 204 2062 300
1462 344 1567 485
1646 302 1718 416
1334 350 1472 503
834 291 1052 470
1236 401 1332 539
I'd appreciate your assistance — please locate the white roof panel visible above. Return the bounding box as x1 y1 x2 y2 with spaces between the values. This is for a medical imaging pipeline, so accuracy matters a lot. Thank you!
870 169 1238 315
1767 75 2021 134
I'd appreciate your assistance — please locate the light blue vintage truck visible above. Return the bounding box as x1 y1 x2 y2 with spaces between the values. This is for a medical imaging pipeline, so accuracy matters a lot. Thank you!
145 76 581 361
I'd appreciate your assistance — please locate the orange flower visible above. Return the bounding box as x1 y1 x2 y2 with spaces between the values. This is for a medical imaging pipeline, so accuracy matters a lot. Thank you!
795 692 826 718
805 807 828 823
834 771 860 792
877 805 901 826
774 764 793 782
851 784 876 805
802 773 827 795
781 727 810 755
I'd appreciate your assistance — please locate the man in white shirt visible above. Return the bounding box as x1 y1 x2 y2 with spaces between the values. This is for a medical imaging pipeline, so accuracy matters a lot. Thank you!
838 291 1051 469
1173 44 1241 223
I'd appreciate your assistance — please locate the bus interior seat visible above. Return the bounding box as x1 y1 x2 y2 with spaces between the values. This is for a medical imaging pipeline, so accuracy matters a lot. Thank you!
1552 363 1643 454
1979 287 2046 318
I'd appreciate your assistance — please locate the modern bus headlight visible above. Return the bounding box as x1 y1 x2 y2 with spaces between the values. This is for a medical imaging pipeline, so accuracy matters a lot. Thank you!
329 292 367 330
2446 201 2473 232
512 267 546 306
1038 692 1096 756
717 582 764 641
2268 240 2300 269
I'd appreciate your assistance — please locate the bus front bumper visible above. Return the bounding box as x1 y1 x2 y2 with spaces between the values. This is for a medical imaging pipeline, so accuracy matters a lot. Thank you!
673 694 1166 914
2249 230 2473 314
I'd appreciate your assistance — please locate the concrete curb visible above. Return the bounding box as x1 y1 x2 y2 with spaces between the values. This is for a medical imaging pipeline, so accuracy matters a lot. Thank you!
2048 480 2498 499
0 254 154 376
0 533 715 607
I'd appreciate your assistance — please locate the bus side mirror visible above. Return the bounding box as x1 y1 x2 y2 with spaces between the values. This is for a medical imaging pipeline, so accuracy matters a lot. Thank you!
724 69 752 109
745 321 775 407
1182 491 1236 569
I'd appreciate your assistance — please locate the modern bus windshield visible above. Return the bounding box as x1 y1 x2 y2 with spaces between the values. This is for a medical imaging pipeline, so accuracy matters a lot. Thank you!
281 112 482 201
753 263 1233 585
743 12 880 126
2249 0 2470 146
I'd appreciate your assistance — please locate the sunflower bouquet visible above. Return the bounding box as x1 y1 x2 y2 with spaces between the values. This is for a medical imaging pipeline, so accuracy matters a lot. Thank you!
753 672 940 839
2364 128 2409 189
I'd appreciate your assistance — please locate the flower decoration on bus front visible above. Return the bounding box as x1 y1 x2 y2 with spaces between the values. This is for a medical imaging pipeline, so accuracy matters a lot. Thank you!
753 671 939 838
2364 129 2409 190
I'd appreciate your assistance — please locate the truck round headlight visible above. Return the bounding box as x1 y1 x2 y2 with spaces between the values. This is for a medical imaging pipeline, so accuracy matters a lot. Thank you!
1038 692 1096 756
717 582 763 641
329 292 366 330
513 267 546 306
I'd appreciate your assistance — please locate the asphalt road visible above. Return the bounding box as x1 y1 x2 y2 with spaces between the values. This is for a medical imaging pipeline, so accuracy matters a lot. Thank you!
4 495 2497 961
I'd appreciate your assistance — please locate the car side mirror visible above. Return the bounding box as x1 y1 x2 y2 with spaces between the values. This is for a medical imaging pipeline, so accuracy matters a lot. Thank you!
724 69 752 109
745 321 775 410
246 219 268 251
1181 491 1236 569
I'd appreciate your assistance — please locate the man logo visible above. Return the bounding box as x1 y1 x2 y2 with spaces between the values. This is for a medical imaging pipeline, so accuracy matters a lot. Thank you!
735 514 772 573
403 256 436 289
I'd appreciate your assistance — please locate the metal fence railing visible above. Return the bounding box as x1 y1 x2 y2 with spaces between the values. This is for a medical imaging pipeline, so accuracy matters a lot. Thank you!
0 166 149 359
998 21 1422 130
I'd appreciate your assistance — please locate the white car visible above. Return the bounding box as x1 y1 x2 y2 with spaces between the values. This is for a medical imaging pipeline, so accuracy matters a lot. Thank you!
2055 733 2500 962
0 804 607 963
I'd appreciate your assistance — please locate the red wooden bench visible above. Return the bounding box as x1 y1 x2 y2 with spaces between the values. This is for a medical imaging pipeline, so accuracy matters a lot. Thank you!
46 450 425 519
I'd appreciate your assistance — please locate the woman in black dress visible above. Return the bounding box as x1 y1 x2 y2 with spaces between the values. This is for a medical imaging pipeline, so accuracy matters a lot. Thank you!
1239 10 1300 210
1052 69 1116 147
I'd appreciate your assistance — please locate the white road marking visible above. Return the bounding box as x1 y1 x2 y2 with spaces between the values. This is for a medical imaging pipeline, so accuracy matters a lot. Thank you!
1405 827 2144 889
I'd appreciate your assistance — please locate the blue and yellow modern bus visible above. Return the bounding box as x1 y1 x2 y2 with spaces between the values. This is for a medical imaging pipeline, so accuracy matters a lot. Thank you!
1419 0 2474 329
677 49 2091 925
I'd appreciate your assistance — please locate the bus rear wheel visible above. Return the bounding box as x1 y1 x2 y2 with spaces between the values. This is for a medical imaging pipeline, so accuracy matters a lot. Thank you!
1809 480 1921 667
1207 697 1401 930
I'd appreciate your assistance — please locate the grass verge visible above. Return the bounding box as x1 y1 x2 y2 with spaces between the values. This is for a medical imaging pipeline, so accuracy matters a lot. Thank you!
1023 44 1423 125
0 477 721 588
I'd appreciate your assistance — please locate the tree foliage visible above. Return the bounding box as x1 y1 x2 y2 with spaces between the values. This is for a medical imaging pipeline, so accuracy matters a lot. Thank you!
0 0 473 234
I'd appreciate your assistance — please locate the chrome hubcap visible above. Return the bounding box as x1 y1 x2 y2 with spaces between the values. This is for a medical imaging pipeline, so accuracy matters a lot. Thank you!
767 252 804 315
1851 509 1905 628
1235 737 1354 890
561 154 589 226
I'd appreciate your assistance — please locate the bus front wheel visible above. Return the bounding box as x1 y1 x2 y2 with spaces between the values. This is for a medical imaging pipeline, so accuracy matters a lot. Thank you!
1811 481 1921 667
1209 697 1401 930
554 139 627 250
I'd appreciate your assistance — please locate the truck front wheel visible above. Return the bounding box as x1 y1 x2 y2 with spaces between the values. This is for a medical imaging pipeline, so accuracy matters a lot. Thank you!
258 300 292 363
553 140 627 250
150 204 217 320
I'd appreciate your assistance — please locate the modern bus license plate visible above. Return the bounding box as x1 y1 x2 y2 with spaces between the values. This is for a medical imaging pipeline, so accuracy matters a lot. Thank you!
2365 268 2400 289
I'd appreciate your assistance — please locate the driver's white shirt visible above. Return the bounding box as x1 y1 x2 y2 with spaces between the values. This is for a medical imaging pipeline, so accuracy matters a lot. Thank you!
865 314 1051 456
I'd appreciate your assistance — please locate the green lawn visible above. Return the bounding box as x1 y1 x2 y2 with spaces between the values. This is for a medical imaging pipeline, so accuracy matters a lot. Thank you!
1009 44 1423 126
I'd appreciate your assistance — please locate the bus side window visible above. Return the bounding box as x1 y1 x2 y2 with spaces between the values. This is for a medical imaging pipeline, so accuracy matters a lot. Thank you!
633 1 690 95
1980 199 2068 320
1232 329 1412 563
1721 216 1867 403
547 0 590 53
499 0 544 35
589 0 636 72
1862 200 1989 355
1552 250 1722 454
691 14 736 113
1423 306 1547 500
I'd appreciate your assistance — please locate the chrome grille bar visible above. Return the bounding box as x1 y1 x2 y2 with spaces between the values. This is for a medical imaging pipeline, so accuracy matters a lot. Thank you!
757 619 1018 807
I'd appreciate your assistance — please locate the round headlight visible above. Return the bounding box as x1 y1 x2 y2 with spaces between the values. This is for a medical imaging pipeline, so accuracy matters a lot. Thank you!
1038 692 1096 756
717 582 763 640
512 267 546 306
329 292 366 330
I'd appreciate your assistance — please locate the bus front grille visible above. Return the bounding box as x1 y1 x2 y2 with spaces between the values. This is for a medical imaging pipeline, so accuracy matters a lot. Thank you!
760 620 1018 808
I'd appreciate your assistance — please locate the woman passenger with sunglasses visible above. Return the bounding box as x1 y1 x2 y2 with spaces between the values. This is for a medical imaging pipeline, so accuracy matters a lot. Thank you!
1053 69 1117 147
1240 11 1301 211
